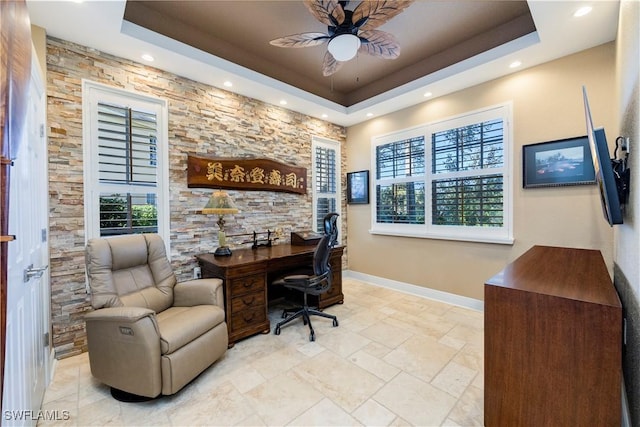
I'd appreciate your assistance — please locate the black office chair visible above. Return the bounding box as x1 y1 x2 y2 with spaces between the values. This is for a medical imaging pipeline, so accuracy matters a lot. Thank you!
273 213 339 341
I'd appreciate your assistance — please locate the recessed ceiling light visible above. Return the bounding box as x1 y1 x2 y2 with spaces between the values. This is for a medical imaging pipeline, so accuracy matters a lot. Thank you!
141 54 154 62
424 91 432 98
509 60 522 69
574 6 592 17
279 100 287 106
223 81 233 88
321 114 328 119
366 112 374 117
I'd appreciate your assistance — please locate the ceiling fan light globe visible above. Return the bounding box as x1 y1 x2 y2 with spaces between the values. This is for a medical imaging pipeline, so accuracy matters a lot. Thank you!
327 34 361 62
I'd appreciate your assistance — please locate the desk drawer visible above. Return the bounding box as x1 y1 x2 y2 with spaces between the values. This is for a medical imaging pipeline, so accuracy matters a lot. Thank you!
229 273 264 297
231 306 267 331
231 291 265 312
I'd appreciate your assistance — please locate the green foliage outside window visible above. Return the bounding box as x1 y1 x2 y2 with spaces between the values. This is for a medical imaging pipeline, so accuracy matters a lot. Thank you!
99 194 158 235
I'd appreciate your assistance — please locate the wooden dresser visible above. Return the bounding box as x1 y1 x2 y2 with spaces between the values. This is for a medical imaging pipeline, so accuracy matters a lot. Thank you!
484 245 622 426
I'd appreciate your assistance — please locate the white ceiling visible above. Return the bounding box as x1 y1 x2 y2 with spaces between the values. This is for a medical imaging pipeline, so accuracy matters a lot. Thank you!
26 0 620 127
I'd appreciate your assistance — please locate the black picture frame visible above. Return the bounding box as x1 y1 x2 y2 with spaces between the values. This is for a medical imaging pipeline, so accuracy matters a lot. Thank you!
347 170 369 204
523 135 596 188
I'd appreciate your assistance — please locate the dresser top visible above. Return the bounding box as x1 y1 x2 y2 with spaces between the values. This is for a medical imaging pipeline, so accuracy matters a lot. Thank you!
485 245 621 307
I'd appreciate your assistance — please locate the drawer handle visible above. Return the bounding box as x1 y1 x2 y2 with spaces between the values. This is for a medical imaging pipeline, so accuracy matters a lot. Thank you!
243 312 255 322
242 296 255 305
243 280 255 288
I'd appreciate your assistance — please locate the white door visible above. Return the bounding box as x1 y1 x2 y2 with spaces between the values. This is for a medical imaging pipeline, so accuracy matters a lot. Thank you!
2 56 49 426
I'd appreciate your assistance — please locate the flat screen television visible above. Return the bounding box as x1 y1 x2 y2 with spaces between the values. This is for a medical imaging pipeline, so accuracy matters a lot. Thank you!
582 86 623 225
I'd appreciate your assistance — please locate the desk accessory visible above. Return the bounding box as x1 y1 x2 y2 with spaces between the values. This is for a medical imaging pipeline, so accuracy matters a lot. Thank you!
201 190 239 256
291 230 322 246
247 230 278 249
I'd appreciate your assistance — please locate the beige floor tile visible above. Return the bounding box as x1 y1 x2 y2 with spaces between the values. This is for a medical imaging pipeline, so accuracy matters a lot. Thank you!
383 334 458 383
431 361 477 398
444 323 484 347
250 345 309 379
360 320 413 348
360 341 394 359
167 380 254 426
446 384 484 426
38 395 78 427
444 306 484 327
75 395 123 426
351 398 397 426
373 372 457 426
293 351 385 412
120 400 172 426
38 280 485 427
339 309 389 333
315 328 372 358
348 349 401 382
288 397 361 426
226 366 267 394
243 371 324 426
386 310 457 341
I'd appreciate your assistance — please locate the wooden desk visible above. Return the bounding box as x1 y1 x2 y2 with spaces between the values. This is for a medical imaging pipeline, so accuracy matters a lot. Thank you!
196 244 344 346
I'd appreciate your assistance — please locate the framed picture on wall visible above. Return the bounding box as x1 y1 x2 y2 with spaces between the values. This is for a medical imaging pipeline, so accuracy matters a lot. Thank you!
523 136 596 188
347 170 369 204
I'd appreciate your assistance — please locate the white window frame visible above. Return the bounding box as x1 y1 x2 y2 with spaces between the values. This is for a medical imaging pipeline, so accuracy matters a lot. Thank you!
82 80 170 253
370 103 513 245
312 136 341 238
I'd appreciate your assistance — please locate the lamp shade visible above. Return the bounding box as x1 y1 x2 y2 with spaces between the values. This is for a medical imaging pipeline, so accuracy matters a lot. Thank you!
201 190 239 215
327 34 361 62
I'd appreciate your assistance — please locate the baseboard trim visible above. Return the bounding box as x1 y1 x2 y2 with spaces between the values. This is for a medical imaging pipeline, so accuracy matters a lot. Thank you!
343 270 484 312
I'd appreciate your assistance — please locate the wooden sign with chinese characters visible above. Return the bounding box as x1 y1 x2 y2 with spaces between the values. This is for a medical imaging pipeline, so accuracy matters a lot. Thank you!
187 155 307 194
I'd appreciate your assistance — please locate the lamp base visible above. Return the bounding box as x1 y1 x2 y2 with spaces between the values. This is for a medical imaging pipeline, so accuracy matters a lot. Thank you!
214 246 232 257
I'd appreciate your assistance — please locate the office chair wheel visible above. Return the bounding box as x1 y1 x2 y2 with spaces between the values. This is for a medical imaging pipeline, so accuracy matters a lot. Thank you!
333 318 339 327
274 325 281 335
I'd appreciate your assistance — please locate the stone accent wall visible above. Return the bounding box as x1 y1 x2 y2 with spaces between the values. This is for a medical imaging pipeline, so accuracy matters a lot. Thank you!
47 37 347 358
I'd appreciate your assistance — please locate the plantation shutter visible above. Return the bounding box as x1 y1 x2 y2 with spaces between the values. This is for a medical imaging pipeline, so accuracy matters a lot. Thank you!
314 144 338 231
97 102 159 236
431 119 504 227
375 136 425 224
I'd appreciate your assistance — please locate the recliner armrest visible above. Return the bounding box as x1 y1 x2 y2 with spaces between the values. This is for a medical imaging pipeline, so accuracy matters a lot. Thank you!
174 278 224 309
84 306 163 398
84 306 156 323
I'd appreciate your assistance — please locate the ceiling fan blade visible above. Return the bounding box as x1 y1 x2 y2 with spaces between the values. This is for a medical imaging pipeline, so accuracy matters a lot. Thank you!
270 32 329 48
358 30 401 59
304 0 345 27
322 51 344 76
352 0 414 31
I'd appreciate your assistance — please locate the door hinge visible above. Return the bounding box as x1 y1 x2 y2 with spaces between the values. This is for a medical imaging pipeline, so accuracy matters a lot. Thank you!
40 124 45 138
44 332 50 347
42 228 47 243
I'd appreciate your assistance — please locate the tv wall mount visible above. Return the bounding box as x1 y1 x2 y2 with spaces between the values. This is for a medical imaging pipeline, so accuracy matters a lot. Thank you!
613 136 630 206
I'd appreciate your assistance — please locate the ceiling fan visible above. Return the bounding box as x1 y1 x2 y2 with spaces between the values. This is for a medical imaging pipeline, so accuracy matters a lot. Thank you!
269 0 414 77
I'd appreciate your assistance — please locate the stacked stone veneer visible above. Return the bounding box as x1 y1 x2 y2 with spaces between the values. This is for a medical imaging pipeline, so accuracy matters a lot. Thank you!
47 37 347 358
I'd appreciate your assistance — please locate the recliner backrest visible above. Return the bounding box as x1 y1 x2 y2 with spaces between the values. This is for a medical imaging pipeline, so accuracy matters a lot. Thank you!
85 233 176 312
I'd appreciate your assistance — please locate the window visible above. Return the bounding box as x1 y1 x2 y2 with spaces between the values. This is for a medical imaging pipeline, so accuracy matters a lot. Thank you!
312 137 341 234
83 81 169 248
371 104 512 244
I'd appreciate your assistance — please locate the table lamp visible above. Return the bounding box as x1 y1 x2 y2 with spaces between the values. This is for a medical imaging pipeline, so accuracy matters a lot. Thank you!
202 190 239 256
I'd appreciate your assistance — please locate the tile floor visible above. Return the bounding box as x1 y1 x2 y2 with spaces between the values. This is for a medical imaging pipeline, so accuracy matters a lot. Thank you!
38 278 484 426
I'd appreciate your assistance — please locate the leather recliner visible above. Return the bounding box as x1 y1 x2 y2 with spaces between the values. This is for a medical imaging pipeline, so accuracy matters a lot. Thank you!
84 233 228 398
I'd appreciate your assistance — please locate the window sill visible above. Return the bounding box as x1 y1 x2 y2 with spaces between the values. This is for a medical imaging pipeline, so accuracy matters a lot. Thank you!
369 228 514 245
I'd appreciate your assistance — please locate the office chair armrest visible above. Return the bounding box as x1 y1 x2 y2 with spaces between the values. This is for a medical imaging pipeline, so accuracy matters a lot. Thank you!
174 278 225 309
283 274 311 282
